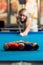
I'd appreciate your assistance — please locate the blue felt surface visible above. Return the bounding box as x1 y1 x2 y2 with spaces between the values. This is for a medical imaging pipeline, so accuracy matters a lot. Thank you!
0 32 43 61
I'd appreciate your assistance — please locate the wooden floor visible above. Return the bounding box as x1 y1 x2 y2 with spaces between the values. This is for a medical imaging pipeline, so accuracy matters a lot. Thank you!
0 62 43 65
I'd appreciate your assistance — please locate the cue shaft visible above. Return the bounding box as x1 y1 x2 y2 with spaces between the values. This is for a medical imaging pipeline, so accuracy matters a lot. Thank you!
17 17 22 33
19 26 21 33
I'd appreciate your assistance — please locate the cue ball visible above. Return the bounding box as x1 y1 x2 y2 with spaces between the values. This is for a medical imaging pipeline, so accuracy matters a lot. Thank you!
20 33 24 36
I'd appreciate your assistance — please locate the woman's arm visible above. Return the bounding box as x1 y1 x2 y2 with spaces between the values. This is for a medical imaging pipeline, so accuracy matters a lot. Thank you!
20 15 32 36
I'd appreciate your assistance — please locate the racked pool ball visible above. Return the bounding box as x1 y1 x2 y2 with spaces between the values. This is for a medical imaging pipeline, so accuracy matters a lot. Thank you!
18 43 25 50
4 44 9 51
32 43 39 50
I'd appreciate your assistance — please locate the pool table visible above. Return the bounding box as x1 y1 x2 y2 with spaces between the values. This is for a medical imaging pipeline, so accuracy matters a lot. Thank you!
0 32 43 61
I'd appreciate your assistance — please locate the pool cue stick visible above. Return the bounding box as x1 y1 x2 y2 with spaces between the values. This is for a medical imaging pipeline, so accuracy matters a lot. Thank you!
19 23 21 33
17 17 22 33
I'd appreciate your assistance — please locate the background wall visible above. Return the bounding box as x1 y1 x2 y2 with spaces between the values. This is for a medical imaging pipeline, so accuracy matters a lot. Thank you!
40 0 43 25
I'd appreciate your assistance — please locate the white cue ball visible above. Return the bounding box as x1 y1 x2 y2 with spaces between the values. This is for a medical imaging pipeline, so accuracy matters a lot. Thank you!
20 33 24 36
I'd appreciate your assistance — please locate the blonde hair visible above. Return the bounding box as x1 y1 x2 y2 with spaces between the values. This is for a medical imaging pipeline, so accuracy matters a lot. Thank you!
19 8 29 17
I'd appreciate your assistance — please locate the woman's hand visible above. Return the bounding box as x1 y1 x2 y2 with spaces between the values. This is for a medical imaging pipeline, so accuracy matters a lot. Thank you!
20 31 28 36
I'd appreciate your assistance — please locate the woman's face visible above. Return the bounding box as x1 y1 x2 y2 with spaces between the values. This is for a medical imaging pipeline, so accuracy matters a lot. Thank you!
20 15 27 22
11 2 17 10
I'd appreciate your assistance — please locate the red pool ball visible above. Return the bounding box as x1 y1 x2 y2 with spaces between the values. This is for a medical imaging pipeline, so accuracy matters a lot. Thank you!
4 42 18 50
18 43 25 50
